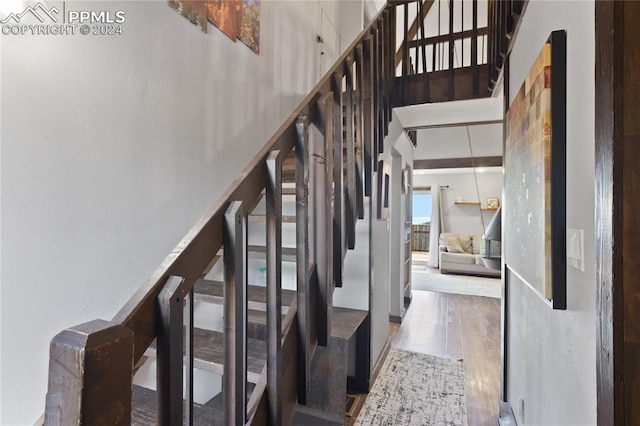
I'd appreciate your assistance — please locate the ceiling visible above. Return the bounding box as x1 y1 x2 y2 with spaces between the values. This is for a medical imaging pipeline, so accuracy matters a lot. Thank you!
394 97 504 162
414 123 503 160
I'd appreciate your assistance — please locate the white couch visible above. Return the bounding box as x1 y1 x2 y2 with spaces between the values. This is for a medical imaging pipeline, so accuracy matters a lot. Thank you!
439 233 500 278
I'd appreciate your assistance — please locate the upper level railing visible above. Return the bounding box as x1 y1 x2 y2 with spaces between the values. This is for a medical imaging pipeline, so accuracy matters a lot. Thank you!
44 3 397 425
393 0 491 105
487 0 526 91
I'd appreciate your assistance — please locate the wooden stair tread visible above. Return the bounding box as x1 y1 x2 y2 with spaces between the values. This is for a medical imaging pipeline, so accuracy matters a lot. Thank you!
247 245 297 262
212 245 298 262
132 385 225 426
331 307 368 341
194 279 296 310
145 328 267 383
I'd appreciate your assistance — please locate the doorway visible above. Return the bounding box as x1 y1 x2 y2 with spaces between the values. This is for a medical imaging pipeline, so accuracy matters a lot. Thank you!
412 190 432 264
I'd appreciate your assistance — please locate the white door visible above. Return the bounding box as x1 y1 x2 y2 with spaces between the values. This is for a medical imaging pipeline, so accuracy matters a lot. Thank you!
319 7 340 80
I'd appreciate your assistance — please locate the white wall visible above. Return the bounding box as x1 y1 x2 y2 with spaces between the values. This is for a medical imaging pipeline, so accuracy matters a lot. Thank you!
413 168 502 235
363 0 385 23
505 1 596 425
370 150 391 373
0 1 363 423
334 201 370 311
368 112 414 363
338 0 364 53
389 119 414 319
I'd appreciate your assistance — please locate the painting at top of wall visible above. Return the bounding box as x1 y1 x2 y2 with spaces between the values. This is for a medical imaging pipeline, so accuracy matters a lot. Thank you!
239 0 260 53
168 0 260 54
207 0 242 41
168 0 208 33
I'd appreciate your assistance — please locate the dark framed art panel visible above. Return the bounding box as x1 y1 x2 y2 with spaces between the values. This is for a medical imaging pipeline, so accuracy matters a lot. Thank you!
504 30 566 310
377 160 391 220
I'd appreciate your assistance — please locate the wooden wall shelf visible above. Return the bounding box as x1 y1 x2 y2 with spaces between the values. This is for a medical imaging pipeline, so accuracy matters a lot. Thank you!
454 201 481 205
481 207 499 211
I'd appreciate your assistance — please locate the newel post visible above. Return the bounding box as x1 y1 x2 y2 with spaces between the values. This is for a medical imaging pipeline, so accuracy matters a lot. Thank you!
45 319 134 426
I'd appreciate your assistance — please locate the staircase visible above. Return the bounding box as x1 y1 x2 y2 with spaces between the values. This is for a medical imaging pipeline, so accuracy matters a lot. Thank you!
43 1 500 425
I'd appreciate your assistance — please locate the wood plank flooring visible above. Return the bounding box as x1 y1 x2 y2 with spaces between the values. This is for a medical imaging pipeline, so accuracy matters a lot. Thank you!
390 290 501 426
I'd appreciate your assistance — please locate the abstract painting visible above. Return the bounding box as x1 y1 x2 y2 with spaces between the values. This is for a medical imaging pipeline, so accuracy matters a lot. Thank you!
168 0 208 33
239 0 260 53
207 0 242 41
504 30 566 309
169 0 260 54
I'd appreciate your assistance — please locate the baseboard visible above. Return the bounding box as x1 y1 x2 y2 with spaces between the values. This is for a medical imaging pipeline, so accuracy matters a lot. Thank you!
498 401 517 425
389 306 408 324
369 336 392 388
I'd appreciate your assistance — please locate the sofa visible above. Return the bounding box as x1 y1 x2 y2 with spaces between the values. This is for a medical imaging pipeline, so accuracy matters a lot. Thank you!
439 233 500 277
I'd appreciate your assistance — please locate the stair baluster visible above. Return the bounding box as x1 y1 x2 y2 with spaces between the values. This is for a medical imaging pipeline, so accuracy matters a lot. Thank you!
223 201 248 426
156 275 185 425
294 113 313 403
266 149 284 424
314 91 335 347
345 56 357 249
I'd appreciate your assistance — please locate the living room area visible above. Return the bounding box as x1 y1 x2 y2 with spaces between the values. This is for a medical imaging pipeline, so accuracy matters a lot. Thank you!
409 121 503 297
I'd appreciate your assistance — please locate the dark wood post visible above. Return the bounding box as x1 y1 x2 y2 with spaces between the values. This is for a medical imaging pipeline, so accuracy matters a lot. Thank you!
332 69 345 289
223 200 247 426
354 44 365 219
45 320 133 426
293 112 311 402
315 91 335 346
266 149 284 423
345 56 357 250
156 275 185 426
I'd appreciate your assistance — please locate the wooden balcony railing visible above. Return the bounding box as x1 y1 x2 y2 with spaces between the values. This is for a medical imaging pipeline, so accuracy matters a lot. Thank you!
487 0 526 91
44 3 397 425
394 0 492 105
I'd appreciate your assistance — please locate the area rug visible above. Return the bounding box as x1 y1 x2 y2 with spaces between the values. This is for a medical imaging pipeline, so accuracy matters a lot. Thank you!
355 349 468 426
411 268 501 299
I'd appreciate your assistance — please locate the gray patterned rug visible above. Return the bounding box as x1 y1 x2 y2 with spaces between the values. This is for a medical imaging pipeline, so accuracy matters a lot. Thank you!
355 349 468 425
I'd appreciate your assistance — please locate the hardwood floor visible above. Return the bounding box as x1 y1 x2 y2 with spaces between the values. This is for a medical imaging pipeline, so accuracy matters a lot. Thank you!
390 290 501 426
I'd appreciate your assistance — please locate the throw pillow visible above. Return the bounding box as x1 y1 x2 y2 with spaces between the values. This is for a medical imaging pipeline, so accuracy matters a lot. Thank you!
441 234 466 254
471 234 486 255
458 234 473 254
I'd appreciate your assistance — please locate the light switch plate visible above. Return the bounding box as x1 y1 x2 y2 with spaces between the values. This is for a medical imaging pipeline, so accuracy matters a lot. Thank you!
567 228 584 271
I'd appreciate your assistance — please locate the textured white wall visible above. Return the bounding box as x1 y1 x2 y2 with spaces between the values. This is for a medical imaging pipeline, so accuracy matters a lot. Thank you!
389 117 414 319
368 113 414 365
0 1 356 423
505 1 596 425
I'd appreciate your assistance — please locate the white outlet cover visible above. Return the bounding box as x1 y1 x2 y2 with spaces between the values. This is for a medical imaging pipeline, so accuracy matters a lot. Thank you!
567 228 584 272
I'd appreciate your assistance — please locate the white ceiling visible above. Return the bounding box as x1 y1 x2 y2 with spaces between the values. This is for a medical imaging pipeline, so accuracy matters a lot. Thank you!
393 95 504 161
413 123 503 160
413 166 502 175
394 96 503 129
